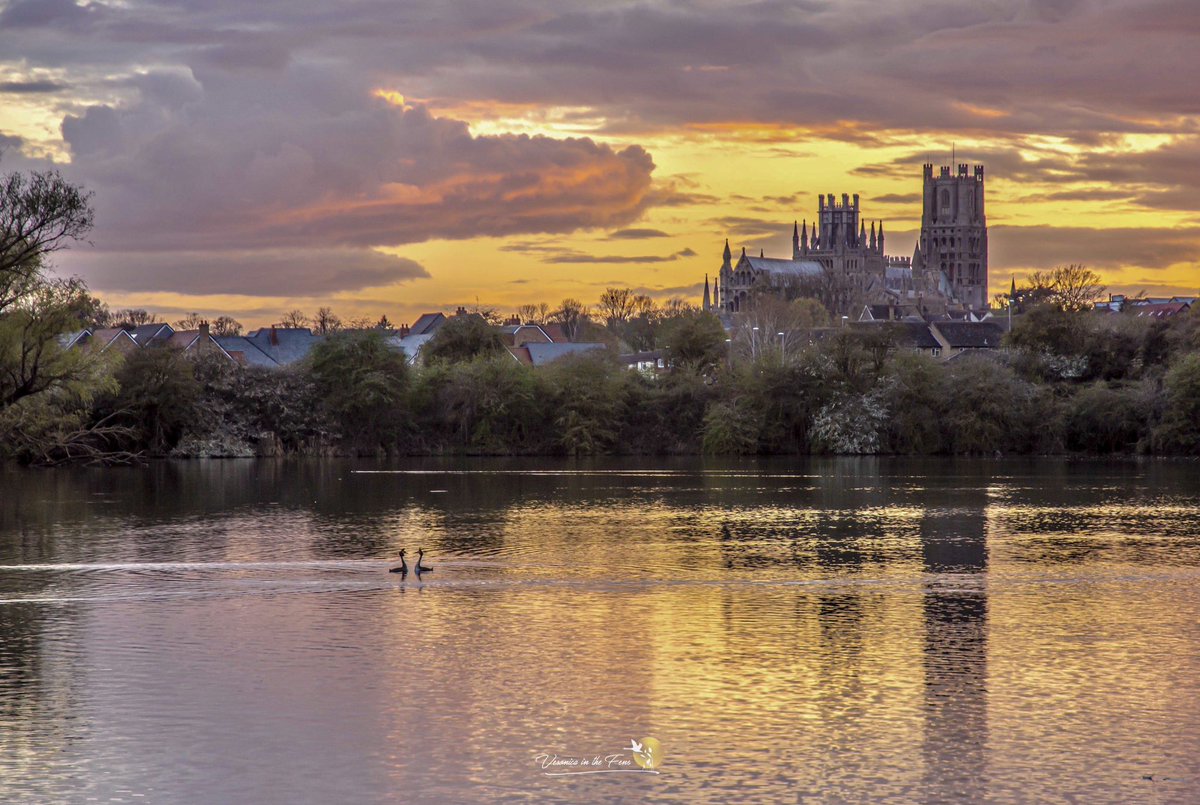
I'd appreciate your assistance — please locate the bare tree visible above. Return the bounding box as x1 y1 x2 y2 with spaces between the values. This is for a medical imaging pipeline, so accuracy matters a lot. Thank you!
112 308 158 326
661 297 695 317
597 287 639 327
1049 264 1106 312
550 298 589 341
212 316 242 337
279 309 309 328
312 306 342 335
176 312 203 330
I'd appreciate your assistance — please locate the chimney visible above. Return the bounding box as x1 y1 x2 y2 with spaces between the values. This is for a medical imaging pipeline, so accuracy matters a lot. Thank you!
270 325 279 346
199 320 209 338
399 323 410 337
455 306 467 316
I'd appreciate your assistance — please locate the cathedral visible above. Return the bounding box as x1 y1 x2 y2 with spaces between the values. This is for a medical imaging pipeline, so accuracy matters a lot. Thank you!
704 163 988 316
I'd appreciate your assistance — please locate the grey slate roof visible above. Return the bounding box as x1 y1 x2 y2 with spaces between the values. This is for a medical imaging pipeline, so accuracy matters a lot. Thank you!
386 333 435 362
744 256 824 280
409 313 446 336
214 336 280 368
525 342 606 366
242 327 323 365
853 321 941 349
126 323 174 345
932 321 1006 348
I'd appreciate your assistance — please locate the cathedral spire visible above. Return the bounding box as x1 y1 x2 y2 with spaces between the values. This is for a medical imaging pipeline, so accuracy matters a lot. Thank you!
801 220 808 251
870 220 877 250
722 239 732 269
792 221 800 259
878 220 885 254
859 219 866 247
703 273 711 312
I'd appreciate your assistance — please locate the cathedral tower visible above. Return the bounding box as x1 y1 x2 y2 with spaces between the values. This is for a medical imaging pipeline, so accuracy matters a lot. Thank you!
920 164 987 309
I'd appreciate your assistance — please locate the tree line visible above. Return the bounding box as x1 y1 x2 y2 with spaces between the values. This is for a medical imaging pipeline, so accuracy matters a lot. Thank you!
3 167 1200 463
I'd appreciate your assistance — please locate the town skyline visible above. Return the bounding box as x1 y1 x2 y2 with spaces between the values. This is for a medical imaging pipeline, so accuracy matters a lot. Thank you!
2 0 1198 328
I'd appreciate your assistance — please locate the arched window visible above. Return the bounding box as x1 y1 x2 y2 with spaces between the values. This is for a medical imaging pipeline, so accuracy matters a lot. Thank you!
940 189 950 209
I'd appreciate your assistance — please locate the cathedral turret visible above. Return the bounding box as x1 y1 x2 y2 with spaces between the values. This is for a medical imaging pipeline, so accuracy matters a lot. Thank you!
792 221 800 259
703 274 711 312
870 221 877 251
801 220 808 251
859 219 866 248
722 239 732 269
878 221 885 254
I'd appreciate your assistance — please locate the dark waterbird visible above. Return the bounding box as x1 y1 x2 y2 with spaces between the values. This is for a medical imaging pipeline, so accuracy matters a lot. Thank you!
416 548 433 575
389 548 408 577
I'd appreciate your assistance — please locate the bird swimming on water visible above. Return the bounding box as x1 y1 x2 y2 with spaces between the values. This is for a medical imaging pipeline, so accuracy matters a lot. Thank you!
416 548 433 575
388 548 408 577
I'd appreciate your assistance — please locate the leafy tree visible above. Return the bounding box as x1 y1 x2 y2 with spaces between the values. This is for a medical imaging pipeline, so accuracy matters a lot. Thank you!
701 398 760 454
1063 382 1148 453
423 315 504 364
1151 355 1200 453
661 312 727 373
544 352 627 455
107 347 200 453
0 277 99 408
306 330 409 448
0 170 94 313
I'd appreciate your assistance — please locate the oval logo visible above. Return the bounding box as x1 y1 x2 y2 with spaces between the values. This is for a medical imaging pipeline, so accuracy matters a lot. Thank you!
631 736 663 770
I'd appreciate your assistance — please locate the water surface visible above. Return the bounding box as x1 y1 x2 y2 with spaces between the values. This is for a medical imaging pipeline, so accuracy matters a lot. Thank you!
1 457 1198 803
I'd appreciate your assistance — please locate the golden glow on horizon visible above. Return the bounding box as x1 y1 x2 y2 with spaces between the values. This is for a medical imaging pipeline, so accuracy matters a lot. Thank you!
9 89 1197 326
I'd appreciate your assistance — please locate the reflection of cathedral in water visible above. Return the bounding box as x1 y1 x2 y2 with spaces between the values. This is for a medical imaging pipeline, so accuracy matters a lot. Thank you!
919 482 989 802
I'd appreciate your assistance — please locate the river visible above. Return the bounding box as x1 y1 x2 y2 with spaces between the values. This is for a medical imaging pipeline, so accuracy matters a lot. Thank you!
1 457 1197 803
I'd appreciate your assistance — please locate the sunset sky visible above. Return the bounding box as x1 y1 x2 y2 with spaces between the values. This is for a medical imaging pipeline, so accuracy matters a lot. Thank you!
2 0 1198 328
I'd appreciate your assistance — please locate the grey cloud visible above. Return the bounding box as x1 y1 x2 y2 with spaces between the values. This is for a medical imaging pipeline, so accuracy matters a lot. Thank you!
0 79 66 93
64 248 430 297
990 225 1200 271
607 228 670 240
541 248 696 265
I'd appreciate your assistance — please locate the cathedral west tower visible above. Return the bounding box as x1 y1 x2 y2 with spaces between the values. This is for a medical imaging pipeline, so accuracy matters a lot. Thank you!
918 164 987 309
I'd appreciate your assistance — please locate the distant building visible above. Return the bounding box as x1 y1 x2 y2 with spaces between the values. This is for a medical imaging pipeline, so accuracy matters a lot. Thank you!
710 164 988 316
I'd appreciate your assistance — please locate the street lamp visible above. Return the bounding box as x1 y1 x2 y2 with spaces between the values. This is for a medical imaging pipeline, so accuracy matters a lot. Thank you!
841 315 849 328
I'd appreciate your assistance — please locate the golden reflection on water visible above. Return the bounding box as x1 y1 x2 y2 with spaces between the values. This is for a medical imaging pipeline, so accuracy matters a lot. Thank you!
0 458 1198 802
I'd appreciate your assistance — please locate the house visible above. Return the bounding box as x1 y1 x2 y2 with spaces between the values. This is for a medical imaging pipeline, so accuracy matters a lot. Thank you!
620 350 667 374
386 332 436 364
124 322 175 346
164 322 236 361
214 335 280 368
408 312 447 337
1133 301 1190 318
497 322 552 347
239 326 323 366
507 342 606 367
851 320 943 357
859 303 921 322
540 323 570 343
71 327 140 354
929 320 1006 356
